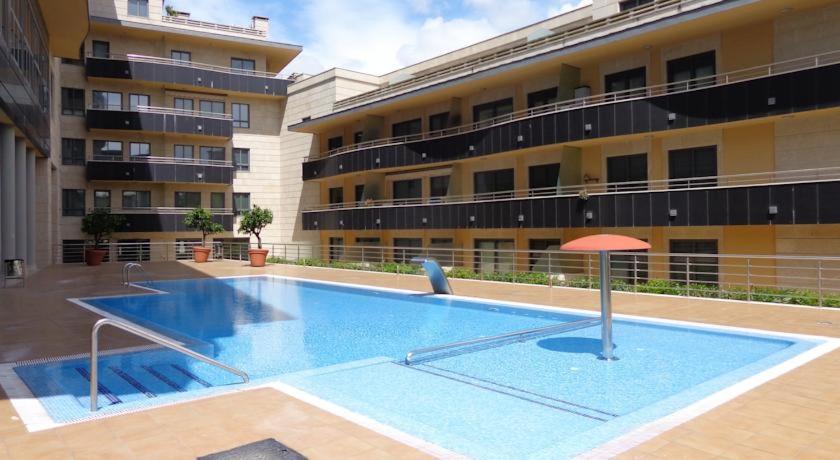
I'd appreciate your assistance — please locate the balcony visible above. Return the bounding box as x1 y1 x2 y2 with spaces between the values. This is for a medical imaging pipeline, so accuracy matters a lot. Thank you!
85 54 291 96
86 105 232 138
105 207 234 233
161 15 266 37
303 50 840 180
301 167 840 231
86 156 233 184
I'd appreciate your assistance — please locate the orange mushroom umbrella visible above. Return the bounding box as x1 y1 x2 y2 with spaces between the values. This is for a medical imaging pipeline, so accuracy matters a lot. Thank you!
560 234 649 361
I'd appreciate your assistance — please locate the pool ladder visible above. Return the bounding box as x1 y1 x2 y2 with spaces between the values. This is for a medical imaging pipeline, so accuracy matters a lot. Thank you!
122 262 150 286
89 317 249 411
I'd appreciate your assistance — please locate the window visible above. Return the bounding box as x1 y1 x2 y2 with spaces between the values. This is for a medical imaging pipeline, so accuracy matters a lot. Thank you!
129 93 150 111
129 142 151 157
233 193 251 214
232 103 250 128
527 88 558 108
92 140 122 160
175 191 202 208
231 58 256 71
667 51 716 90
475 240 515 273
211 192 225 209
170 50 191 62
528 163 561 193
474 169 514 198
328 187 343 207
61 138 85 165
668 146 717 188
612 248 649 284
429 238 454 266
393 238 422 264
199 146 225 162
353 131 364 143
607 153 648 191
92 40 110 58
430 175 450 199
127 0 149 17
392 179 422 203
62 189 85 216
92 91 121 110
117 239 150 262
327 136 343 150
473 98 513 124
355 184 365 202
619 0 654 11
199 100 225 114
605 67 646 96
94 190 111 210
174 98 194 111
174 145 194 159
529 239 562 272
670 240 719 284
233 148 250 171
122 190 151 208
392 118 421 137
355 237 382 262
429 112 450 131
329 237 344 261
61 88 84 116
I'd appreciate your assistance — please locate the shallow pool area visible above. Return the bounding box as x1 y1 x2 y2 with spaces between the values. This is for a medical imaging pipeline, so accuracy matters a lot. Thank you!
10 276 830 458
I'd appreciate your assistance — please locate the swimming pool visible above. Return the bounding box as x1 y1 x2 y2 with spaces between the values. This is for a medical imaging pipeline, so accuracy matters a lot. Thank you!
9 275 835 458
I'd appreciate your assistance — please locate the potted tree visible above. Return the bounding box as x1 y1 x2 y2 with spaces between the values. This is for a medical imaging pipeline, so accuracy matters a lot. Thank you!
81 209 125 266
238 205 273 267
184 207 224 263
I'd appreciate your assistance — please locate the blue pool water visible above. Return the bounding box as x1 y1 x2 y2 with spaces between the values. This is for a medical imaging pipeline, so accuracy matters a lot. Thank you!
14 276 822 458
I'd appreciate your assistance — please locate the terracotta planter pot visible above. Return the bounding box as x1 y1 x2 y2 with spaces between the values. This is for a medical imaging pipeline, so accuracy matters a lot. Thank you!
192 246 212 263
85 248 107 266
248 248 269 267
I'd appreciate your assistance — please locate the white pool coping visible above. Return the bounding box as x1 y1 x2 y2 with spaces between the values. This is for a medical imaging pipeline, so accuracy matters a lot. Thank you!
0 274 837 460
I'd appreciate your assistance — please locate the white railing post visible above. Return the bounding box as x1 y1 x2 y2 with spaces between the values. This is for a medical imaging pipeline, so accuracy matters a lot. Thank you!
746 259 752 302
818 260 824 307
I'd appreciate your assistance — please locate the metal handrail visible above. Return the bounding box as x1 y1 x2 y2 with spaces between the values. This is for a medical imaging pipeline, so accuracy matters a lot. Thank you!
404 317 601 365
87 104 233 120
86 53 289 79
121 262 148 286
302 166 840 212
161 15 266 37
90 317 249 411
96 207 233 215
331 0 721 110
316 48 840 159
89 154 233 167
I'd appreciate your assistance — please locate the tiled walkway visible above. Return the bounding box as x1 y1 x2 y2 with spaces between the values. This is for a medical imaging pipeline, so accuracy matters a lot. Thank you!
2 260 840 459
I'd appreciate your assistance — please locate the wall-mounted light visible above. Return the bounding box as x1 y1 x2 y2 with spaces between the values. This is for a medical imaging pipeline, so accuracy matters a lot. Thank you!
768 97 777 106
669 209 678 218
469 145 475 151
421 217 428 224
667 113 676 122
584 123 592 132
469 215 476 222
197 124 203 131
313 220 318 227
339 220 344 227
124 120 130 126
517 214 525 222
421 152 427 159
585 211 593 220
768 205 778 216
197 76 203 83
517 135 524 142
338 164 343 170
196 172 204 181
313 170 318 176
375 218 381 225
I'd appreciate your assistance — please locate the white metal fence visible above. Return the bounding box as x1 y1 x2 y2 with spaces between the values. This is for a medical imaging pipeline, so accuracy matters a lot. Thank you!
54 241 840 307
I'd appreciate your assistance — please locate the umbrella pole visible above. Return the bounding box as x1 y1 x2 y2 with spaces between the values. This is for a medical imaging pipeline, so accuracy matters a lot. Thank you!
598 250 617 361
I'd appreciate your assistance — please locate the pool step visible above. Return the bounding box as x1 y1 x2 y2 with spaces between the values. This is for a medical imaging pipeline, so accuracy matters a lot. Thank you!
57 359 231 410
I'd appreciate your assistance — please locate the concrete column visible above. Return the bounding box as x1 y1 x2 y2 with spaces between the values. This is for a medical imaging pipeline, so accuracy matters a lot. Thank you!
0 126 15 262
26 149 36 269
15 139 26 261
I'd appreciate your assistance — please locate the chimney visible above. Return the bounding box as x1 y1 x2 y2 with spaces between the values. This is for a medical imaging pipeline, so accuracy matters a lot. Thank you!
251 16 269 34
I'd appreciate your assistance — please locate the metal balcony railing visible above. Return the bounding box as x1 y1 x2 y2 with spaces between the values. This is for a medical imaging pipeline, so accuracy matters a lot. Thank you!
89 154 233 167
162 15 266 37
87 53 288 79
314 49 840 160
88 104 233 120
332 0 717 110
302 166 840 212
52 241 840 308
100 207 233 215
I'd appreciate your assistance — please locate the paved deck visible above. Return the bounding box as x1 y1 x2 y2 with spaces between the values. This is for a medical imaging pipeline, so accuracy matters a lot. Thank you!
2 260 840 459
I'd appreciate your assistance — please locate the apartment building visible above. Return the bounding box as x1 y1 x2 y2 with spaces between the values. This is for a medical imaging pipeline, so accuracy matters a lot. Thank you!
0 0 88 271
293 0 840 282
56 0 301 262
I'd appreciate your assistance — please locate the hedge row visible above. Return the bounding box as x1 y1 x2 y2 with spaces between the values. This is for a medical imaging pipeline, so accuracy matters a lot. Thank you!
265 257 840 307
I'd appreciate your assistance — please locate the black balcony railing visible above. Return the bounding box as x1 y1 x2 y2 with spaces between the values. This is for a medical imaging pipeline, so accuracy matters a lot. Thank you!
85 54 292 96
103 207 234 233
86 105 232 138
303 50 840 180
86 156 233 184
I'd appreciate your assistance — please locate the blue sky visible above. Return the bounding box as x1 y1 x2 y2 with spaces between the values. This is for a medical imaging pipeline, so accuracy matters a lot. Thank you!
165 0 591 75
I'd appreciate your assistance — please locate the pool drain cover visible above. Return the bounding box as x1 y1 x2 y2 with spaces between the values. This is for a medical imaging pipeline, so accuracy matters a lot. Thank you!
198 438 306 460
